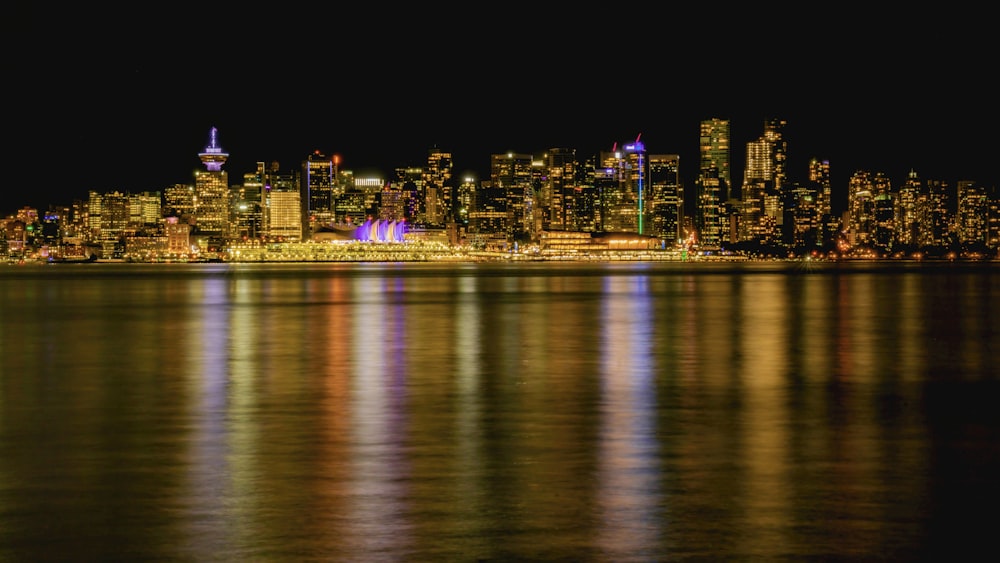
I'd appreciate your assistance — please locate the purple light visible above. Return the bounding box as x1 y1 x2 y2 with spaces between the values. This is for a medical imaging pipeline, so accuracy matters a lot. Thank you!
354 219 406 242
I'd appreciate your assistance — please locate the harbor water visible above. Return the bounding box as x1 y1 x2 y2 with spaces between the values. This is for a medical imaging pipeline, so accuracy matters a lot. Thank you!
1 260 997 560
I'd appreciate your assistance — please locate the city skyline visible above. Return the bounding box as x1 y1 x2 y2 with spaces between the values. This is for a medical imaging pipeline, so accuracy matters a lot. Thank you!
8 6 994 214
6 113 996 218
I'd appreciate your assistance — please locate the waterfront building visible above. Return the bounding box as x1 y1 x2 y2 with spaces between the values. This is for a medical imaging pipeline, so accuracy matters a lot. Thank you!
872 172 894 253
269 188 303 242
847 170 875 248
469 180 507 248
920 179 951 248
394 166 424 224
193 127 230 241
130 192 162 229
957 180 988 248
739 118 787 246
304 151 336 233
895 169 922 248
263 164 302 240
809 158 832 218
423 147 453 225
455 175 476 228
648 153 682 243
788 182 819 249
164 183 196 224
490 152 534 242
697 119 729 247
624 139 648 234
542 147 578 232
598 139 647 235
164 216 191 254
808 158 835 248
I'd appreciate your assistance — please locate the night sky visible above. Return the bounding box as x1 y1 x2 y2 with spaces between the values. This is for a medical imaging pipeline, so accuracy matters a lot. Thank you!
5 6 994 216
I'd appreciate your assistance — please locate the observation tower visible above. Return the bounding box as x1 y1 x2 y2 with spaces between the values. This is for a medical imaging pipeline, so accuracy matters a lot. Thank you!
198 127 229 171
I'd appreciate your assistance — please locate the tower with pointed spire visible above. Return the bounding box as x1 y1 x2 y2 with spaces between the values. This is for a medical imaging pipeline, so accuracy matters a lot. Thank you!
193 127 231 244
198 126 229 171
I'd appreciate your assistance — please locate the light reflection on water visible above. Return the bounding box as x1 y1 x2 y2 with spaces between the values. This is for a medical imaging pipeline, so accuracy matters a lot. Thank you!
0 261 998 560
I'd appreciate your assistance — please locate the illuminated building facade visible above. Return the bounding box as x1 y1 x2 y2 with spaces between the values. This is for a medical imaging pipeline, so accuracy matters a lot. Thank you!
164 183 196 222
698 119 729 246
920 179 951 248
130 192 162 228
648 153 682 242
490 152 534 242
894 169 922 247
304 151 335 233
623 140 647 234
469 181 507 247
164 216 191 254
700 119 731 201
543 147 578 232
872 172 894 252
847 170 875 247
599 139 647 235
394 166 423 223
809 158 832 218
957 180 988 247
193 127 230 239
424 147 453 225
269 189 302 242
739 119 786 246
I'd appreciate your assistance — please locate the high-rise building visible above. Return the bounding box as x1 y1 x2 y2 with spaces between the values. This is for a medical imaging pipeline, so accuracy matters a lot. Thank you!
455 175 477 228
920 179 951 248
808 158 836 249
164 183 196 223
957 180 988 248
698 119 730 247
894 169 922 248
269 189 303 242
193 127 230 241
647 153 682 243
542 147 577 232
129 192 162 230
598 138 646 234
490 152 534 242
872 172 894 253
623 139 647 234
264 164 303 241
699 119 731 201
808 158 832 218
304 151 336 234
469 180 507 247
424 147 453 225
97 190 128 257
847 170 875 247
739 119 787 246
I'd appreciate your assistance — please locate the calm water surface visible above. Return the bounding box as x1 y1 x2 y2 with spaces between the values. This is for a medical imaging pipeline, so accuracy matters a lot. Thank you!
1 261 998 561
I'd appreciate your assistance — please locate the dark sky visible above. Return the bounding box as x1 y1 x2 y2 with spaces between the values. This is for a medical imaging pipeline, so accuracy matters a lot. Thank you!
5 6 994 216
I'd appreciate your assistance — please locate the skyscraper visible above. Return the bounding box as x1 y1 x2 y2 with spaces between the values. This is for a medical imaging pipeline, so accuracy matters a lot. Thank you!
698 119 730 247
542 147 577 232
957 180 988 247
648 153 682 243
739 118 786 246
490 152 534 243
600 138 646 234
699 119 731 201
193 127 230 243
424 147 453 225
623 139 647 234
304 151 335 234
847 170 875 247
